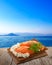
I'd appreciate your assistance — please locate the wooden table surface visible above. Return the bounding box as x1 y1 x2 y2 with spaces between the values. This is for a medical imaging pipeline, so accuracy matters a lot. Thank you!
0 47 52 65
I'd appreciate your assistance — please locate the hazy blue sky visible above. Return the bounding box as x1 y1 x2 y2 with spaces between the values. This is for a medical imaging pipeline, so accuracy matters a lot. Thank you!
0 0 52 33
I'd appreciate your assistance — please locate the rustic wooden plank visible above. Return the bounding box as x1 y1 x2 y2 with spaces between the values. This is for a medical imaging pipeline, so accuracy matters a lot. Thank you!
46 47 52 57
0 48 6 56
19 60 35 65
11 60 17 65
0 47 52 65
0 49 12 65
26 59 41 65
33 59 42 65
39 56 52 65
47 56 52 65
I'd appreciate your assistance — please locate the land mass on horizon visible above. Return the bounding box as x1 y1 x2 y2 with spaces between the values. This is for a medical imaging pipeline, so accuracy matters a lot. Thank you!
0 33 52 36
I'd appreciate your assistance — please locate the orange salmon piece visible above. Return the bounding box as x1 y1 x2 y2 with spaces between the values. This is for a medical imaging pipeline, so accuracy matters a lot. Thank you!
20 43 31 47
15 46 34 54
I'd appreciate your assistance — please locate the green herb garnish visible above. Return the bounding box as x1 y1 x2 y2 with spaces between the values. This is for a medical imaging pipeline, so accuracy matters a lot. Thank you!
29 42 43 53
37 42 43 49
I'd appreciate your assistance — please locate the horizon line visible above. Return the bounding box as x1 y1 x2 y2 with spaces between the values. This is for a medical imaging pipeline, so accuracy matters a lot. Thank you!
0 32 52 34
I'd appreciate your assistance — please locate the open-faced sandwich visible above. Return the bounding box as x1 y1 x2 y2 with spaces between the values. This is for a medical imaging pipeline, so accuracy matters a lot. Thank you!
8 39 48 64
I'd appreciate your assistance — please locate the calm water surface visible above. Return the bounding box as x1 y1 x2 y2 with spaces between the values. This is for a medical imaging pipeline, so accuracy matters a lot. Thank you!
0 36 52 48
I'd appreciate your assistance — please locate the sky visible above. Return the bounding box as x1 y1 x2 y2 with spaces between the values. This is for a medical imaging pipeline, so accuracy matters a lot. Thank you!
0 0 52 34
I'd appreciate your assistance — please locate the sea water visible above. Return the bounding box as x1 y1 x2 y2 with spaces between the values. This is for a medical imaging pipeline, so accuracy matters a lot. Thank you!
0 36 52 48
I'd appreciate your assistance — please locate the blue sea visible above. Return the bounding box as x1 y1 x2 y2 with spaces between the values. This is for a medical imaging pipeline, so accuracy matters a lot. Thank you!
0 36 52 48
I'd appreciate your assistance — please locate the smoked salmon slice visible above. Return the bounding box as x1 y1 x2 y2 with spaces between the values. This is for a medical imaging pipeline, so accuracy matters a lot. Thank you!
15 46 34 54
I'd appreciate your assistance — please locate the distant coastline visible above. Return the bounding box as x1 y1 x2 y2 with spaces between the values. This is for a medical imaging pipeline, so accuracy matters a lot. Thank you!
0 33 52 36
0 33 19 36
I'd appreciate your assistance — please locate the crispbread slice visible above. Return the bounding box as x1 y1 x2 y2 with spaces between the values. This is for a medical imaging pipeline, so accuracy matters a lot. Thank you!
8 48 48 64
